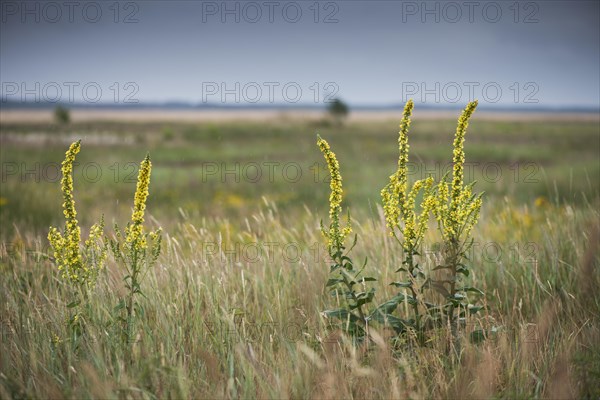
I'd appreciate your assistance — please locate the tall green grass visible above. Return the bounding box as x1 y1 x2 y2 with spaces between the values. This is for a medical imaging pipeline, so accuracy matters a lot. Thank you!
0 116 599 398
1 195 598 398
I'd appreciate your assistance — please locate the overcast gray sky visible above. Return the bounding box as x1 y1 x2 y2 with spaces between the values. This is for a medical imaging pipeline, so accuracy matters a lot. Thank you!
1 0 599 108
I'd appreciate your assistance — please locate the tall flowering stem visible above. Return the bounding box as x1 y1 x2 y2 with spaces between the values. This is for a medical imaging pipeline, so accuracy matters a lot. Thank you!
429 101 484 338
318 135 374 340
110 154 162 356
48 140 107 346
380 100 439 338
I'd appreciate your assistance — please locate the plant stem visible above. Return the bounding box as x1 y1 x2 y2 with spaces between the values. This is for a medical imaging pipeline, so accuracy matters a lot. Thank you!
125 254 139 364
406 250 421 334
447 239 460 339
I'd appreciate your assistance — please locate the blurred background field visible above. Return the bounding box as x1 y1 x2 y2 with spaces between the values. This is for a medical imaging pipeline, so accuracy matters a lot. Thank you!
1 109 598 240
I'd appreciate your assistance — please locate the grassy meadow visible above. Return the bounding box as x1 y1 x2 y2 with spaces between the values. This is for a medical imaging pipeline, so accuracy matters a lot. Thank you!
0 111 599 398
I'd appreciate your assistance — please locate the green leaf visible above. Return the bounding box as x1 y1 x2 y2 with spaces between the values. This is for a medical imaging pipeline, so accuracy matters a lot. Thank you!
340 255 352 263
350 300 367 310
402 295 418 306
113 300 126 312
458 286 485 296
66 300 81 308
322 309 360 322
353 289 375 308
371 296 403 316
134 303 145 317
339 269 354 283
370 313 407 333
371 294 416 318
390 281 412 288
348 233 358 252
413 270 426 279
325 278 344 287
468 305 484 314
359 277 377 283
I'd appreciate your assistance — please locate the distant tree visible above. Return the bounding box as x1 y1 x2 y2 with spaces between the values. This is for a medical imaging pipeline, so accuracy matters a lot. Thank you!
54 106 70 125
327 98 349 125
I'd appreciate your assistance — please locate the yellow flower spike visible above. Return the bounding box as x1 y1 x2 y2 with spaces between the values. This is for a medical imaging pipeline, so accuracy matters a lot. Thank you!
317 135 351 251
442 100 478 242
381 99 414 233
451 101 478 209
126 154 152 252
61 140 82 273
48 140 106 287
381 101 445 251
48 140 83 283
396 99 414 213
462 196 483 238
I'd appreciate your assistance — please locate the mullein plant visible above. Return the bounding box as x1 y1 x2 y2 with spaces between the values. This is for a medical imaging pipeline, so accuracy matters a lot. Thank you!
110 154 162 353
318 135 376 340
317 101 485 345
380 100 484 341
48 140 107 345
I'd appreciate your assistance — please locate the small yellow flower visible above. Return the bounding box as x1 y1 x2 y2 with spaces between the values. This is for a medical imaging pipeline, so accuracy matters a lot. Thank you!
148 227 162 242
534 196 549 208
0 197 7 207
